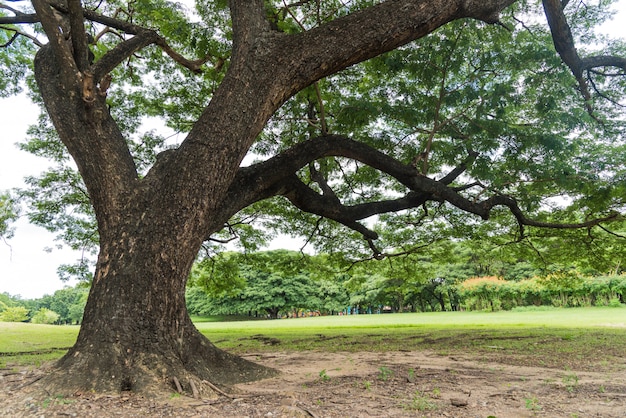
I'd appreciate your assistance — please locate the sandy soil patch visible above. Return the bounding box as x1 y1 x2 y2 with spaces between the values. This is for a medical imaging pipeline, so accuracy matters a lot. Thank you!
2 350 625 417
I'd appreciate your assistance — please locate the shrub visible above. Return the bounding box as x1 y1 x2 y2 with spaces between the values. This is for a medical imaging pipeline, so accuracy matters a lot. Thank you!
0 306 29 322
457 276 507 311
458 276 506 289
31 308 61 324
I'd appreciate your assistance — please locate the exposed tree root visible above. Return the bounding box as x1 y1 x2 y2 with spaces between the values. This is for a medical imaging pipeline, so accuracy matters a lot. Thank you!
32 336 277 400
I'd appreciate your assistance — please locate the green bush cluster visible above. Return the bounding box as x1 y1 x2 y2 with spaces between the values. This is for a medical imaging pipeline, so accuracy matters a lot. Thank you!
0 306 29 322
456 274 626 311
30 307 61 324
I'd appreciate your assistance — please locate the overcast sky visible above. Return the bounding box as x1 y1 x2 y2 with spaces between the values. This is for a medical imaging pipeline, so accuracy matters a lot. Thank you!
1 5 625 299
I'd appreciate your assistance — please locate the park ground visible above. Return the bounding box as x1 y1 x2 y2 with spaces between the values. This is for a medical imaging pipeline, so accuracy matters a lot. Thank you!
1 308 626 417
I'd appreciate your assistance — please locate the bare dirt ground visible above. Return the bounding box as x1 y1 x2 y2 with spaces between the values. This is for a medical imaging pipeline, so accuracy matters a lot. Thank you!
2 349 626 417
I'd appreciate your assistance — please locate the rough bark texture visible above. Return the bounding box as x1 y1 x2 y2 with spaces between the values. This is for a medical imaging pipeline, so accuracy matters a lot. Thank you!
33 43 276 396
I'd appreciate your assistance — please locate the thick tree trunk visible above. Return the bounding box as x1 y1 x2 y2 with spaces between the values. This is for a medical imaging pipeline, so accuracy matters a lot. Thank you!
42 224 275 396
33 44 276 396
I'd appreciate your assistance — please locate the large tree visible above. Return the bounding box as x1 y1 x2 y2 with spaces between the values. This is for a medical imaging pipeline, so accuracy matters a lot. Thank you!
1 0 625 396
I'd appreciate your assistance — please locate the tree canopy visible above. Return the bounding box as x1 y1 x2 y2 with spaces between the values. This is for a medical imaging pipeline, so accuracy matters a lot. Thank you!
1 0 625 397
187 250 347 317
3 1 626 266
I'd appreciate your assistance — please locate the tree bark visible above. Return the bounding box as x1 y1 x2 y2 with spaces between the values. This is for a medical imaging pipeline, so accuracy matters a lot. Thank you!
33 44 276 396
45 230 274 395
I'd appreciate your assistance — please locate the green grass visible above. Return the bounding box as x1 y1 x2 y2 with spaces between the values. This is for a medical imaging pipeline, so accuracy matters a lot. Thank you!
0 322 78 368
1 307 624 370
0 322 78 352
196 307 626 370
189 315 266 323
195 306 625 332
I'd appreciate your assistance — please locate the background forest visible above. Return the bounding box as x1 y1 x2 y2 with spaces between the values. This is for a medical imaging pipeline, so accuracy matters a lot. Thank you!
2 242 625 324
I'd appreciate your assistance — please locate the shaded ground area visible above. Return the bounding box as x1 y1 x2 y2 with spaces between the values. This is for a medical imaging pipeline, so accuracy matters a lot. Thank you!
1 347 625 417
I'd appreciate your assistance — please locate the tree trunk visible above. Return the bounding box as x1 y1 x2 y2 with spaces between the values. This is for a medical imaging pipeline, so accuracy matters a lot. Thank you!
42 220 275 397
267 308 280 319
33 38 277 398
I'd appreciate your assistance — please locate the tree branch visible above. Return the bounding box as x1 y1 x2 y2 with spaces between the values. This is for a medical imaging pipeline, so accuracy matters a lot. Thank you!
220 134 624 245
542 0 583 78
281 174 380 240
229 0 272 55
1 1 213 79
0 10 39 24
66 0 89 72
286 176 438 239
439 149 479 185
226 135 475 212
31 0 79 83
581 55 626 73
308 162 340 202
0 25 44 47
90 29 159 81
273 0 516 100
217 135 474 241
154 38 213 74
541 0 593 112
542 0 626 112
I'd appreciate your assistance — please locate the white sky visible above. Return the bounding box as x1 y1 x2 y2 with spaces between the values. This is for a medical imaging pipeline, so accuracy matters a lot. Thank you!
1 3 625 299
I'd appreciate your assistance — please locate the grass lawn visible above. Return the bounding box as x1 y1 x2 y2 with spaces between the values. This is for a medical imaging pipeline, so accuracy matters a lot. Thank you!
195 306 626 332
2 307 625 370
0 322 79 367
194 307 626 371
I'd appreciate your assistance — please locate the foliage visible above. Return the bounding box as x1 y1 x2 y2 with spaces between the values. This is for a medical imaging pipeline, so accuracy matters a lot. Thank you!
187 248 625 315
34 286 89 324
0 285 89 325
0 306 29 322
188 250 340 318
0 191 18 239
456 274 626 311
459 276 507 289
31 307 60 325
0 292 21 312
1 1 624 283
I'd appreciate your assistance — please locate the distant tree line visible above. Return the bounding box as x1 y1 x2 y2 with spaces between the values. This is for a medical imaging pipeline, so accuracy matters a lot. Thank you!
0 286 88 324
185 248 626 318
2 242 625 324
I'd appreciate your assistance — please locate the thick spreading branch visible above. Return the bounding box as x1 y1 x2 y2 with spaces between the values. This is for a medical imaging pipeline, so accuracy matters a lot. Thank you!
581 55 626 73
281 175 432 240
31 0 79 82
542 0 626 111
222 135 624 247
266 0 517 105
542 0 583 78
229 0 272 50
